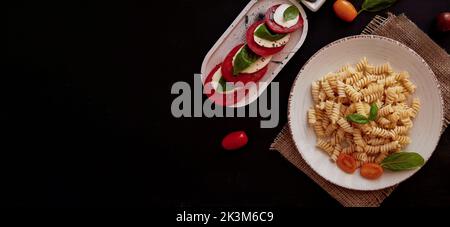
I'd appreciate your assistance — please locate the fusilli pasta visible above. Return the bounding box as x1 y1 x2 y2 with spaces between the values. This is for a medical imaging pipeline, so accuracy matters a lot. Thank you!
307 58 420 177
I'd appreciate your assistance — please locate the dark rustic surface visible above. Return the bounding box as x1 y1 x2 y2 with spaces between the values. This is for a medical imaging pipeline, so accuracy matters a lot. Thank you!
6 0 450 208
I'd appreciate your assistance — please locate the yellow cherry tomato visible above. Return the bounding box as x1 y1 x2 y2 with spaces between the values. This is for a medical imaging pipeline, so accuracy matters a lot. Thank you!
333 0 358 22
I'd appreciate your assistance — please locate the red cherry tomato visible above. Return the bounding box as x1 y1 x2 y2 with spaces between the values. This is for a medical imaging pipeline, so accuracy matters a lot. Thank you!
360 163 384 180
336 153 357 174
436 12 450 32
221 131 248 150
333 0 358 23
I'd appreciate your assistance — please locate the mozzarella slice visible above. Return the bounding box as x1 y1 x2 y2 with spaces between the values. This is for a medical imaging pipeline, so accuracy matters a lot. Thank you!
253 24 290 48
210 67 240 94
210 67 222 90
232 46 272 74
273 4 299 28
240 55 272 74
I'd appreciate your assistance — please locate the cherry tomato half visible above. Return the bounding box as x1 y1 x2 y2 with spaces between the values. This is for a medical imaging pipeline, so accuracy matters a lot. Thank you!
360 163 384 180
333 0 358 23
336 153 357 174
221 131 248 150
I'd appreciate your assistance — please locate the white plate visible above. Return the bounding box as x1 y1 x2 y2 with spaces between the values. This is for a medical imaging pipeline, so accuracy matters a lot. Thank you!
201 0 308 108
288 35 444 191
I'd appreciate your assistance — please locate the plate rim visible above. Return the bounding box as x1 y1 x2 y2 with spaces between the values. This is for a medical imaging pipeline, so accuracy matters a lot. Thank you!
287 34 444 191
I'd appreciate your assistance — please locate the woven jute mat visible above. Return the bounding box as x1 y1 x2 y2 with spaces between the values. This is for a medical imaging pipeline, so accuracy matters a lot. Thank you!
270 14 450 207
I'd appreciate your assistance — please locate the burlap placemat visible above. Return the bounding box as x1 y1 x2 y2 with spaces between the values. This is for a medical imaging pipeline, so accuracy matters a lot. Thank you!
270 13 450 207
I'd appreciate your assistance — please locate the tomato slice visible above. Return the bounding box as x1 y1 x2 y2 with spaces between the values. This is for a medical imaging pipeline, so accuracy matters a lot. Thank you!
203 64 248 106
246 21 285 57
221 43 268 83
265 5 304 34
360 163 384 180
336 154 357 174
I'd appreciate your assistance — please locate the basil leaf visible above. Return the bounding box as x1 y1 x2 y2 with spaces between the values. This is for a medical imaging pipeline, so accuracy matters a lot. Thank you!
346 114 369 124
283 5 299 21
381 152 425 171
254 24 287 41
368 103 378 121
217 77 234 92
361 0 398 13
233 45 260 75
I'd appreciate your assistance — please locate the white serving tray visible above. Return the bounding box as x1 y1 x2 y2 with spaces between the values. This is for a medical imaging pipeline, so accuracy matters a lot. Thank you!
200 0 308 107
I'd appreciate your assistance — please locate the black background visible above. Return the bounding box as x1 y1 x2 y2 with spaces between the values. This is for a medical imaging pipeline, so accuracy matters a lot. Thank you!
6 0 450 209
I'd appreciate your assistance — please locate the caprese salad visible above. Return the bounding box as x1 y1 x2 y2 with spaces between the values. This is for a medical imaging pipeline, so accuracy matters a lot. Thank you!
204 3 304 106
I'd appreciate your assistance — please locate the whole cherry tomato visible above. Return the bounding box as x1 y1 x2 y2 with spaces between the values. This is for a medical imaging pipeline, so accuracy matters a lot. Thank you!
360 163 384 180
333 0 358 22
221 131 248 150
436 12 450 32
